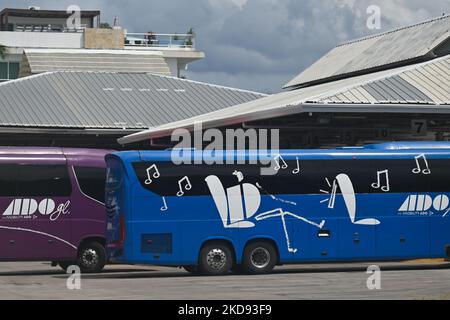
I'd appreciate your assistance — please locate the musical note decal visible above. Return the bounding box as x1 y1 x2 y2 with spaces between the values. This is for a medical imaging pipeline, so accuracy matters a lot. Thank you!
144 164 160 185
371 170 390 192
292 157 300 175
160 197 168 212
273 154 288 171
412 154 431 175
177 176 192 197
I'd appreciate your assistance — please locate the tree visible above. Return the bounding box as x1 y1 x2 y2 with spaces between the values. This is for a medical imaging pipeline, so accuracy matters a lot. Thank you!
186 28 195 47
0 44 7 59
99 22 112 29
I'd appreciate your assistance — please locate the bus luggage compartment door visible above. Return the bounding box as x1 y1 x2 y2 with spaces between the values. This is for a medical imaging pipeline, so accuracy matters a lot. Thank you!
289 218 338 261
338 222 375 260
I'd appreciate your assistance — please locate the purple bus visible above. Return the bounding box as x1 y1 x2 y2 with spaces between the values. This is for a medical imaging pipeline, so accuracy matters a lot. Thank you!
0 147 111 273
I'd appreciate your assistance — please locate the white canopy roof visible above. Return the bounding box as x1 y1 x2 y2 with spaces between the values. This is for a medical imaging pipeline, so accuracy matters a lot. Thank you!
118 54 450 144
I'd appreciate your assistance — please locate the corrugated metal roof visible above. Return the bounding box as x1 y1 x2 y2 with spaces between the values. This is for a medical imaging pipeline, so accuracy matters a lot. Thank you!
0 71 266 130
312 56 450 104
120 54 450 144
284 15 450 89
19 49 172 77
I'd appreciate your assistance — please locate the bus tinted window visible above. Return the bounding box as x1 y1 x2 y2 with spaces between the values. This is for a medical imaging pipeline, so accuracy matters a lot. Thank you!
0 164 17 196
74 166 106 203
0 164 72 197
18 165 71 197
132 159 433 196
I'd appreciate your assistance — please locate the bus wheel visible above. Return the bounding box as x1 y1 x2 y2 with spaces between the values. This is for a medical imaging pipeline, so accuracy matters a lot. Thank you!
58 261 76 271
77 242 106 273
242 241 277 274
198 243 233 276
183 265 200 275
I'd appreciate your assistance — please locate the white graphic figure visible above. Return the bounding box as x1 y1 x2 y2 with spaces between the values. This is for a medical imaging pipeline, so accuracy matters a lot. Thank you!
205 176 259 228
292 157 300 175
233 170 244 182
144 164 160 185
205 176 325 253
255 209 325 254
320 178 337 209
444 208 450 218
273 154 288 171
412 154 432 175
160 197 168 212
176 176 192 197
371 170 390 192
322 174 380 226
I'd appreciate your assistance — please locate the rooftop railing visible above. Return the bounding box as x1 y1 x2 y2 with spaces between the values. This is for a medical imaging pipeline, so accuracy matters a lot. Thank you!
12 24 87 32
0 27 197 50
124 32 195 49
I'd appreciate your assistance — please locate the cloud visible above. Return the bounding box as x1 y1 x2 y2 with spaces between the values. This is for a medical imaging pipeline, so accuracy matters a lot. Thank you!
0 0 448 93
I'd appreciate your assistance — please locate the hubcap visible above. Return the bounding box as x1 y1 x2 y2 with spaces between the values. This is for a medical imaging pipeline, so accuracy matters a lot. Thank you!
206 248 227 271
250 247 270 269
81 248 99 268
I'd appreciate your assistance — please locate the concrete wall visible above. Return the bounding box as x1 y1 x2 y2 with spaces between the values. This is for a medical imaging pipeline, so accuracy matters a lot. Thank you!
0 31 83 48
165 57 179 77
84 28 124 49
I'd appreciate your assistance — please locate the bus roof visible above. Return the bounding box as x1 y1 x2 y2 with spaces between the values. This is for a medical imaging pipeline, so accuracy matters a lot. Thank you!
0 147 112 166
0 146 112 156
107 142 450 163
363 142 450 150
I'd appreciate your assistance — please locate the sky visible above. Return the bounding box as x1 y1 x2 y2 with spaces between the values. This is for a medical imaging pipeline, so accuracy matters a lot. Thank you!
1 0 448 93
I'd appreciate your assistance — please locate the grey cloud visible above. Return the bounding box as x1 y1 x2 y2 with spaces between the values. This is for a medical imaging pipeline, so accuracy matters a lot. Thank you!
0 0 448 93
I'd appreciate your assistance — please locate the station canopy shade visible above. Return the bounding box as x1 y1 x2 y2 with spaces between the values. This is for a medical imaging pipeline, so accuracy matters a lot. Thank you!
118 54 450 144
284 15 450 89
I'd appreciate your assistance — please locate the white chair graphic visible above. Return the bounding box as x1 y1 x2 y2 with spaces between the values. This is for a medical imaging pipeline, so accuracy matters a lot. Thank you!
333 174 380 226
205 175 260 228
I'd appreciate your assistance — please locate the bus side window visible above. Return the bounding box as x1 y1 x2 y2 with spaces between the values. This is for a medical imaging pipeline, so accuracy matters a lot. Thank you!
74 166 106 204
17 165 72 197
0 164 18 196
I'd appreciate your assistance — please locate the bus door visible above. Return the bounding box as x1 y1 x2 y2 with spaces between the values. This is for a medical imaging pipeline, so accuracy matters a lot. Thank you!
0 163 23 260
375 159 431 259
428 159 450 258
15 161 73 260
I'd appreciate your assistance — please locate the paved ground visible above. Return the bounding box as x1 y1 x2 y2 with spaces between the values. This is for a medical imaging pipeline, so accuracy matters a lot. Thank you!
0 261 450 300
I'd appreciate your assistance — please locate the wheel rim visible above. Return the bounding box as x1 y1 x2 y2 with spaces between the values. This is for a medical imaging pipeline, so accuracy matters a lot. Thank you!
250 247 270 269
206 248 227 271
81 248 99 269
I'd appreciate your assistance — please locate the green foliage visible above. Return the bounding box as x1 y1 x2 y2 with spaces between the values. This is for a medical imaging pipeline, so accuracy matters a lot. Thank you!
99 22 112 29
0 44 7 60
186 28 195 46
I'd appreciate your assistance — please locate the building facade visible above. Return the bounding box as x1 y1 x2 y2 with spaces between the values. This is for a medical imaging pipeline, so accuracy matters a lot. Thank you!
0 7 205 82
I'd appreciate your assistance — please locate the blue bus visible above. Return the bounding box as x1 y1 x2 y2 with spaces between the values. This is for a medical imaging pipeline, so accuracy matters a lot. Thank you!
105 142 450 275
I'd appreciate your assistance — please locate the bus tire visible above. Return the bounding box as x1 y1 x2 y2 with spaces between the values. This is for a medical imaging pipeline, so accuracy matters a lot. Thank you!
198 243 233 276
231 264 245 274
242 241 277 274
77 241 106 273
183 265 200 275
58 261 76 271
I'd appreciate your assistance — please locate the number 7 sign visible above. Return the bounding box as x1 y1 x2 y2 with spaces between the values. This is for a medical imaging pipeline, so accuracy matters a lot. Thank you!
411 120 428 136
